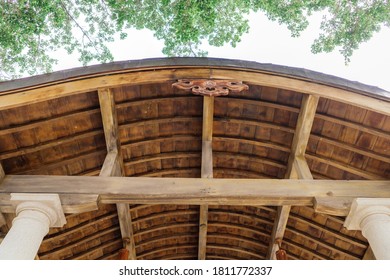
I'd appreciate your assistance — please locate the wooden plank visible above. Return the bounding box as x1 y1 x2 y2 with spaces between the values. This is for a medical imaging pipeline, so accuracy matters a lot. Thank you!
310 134 390 164
0 108 101 137
215 118 295 134
315 113 390 140
0 130 103 160
305 153 386 180
15 150 106 175
1 176 389 207
120 117 200 131
210 69 390 115
214 137 290 153
124 152 200 166
198 96 214 260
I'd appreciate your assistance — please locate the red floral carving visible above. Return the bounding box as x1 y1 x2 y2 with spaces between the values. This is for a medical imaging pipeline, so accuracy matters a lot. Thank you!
172 79 248 97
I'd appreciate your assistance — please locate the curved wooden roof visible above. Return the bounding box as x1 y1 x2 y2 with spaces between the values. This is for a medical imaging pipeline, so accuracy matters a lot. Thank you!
0 58 389 260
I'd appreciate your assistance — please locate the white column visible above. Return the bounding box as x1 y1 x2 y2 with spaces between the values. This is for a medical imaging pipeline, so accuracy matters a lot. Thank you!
344 198 390 260
0 194 66 260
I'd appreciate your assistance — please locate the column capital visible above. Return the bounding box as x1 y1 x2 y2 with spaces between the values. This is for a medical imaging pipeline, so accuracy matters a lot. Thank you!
10 193 66 227
344 198 390 230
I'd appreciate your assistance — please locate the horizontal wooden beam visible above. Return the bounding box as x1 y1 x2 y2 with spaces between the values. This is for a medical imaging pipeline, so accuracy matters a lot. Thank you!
0 176 388 210
1 67 389 115
0 193 98 214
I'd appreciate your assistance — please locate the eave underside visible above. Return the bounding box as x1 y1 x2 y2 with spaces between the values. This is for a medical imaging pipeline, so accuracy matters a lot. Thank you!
0 58 389 260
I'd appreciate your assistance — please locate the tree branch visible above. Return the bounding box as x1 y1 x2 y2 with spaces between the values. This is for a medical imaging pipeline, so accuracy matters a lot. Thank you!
59 0 101 55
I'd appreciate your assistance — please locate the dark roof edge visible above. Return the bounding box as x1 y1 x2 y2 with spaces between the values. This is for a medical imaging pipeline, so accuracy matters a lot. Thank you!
1 57 389 100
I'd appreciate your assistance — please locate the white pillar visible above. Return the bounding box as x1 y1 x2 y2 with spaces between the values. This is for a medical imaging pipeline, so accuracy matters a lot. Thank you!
344 198 390 260
0 194 66 260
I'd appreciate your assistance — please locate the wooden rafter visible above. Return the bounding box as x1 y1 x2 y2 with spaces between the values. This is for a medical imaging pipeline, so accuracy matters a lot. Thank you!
267 94 319 260
98 88 136 260
198 96 214 260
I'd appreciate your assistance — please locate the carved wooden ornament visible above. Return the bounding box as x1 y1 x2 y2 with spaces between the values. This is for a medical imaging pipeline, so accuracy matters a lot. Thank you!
172 79 249 97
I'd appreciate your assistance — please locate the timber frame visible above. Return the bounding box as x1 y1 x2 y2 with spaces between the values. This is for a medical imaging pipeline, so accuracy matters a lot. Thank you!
0 58 389 260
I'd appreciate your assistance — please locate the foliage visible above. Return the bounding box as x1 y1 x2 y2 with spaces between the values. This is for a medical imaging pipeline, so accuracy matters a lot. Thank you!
311 0 390 63
0 0 389 79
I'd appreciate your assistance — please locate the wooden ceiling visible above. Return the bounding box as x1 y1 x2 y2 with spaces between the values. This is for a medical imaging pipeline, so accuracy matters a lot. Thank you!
0 58 389 260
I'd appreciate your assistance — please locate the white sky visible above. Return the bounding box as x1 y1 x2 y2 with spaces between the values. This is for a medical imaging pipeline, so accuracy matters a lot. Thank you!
52 11 390 91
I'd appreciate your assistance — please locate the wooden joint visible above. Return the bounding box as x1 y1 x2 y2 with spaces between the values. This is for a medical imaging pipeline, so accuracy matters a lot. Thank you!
313 197 353 216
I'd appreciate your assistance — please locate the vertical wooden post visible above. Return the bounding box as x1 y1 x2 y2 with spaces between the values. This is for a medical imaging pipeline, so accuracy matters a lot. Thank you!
198 96 214 260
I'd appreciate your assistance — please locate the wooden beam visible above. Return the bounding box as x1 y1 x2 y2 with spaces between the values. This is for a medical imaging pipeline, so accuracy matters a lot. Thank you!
98 89 135 260
285 94 319 176
268 94 318 259
1 67 389 115
198 96 214 260
267 205 291 259
198 205 208 260
313 197 352 216
116 203 136 260
1 176 389 207
99 152 136 260
201 97 214 178
98 88 122 154
0 163 4 183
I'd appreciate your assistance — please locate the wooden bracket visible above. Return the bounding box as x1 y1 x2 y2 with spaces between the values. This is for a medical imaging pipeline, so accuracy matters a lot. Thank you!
173 79 248 97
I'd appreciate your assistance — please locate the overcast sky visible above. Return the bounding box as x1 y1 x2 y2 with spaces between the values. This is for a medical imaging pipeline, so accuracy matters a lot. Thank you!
52 11 390 91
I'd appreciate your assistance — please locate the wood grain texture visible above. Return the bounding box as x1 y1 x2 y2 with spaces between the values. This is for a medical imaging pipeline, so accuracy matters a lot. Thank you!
1 176 389 205
1 65 388 114
198 96 214 259
268 94 317 259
